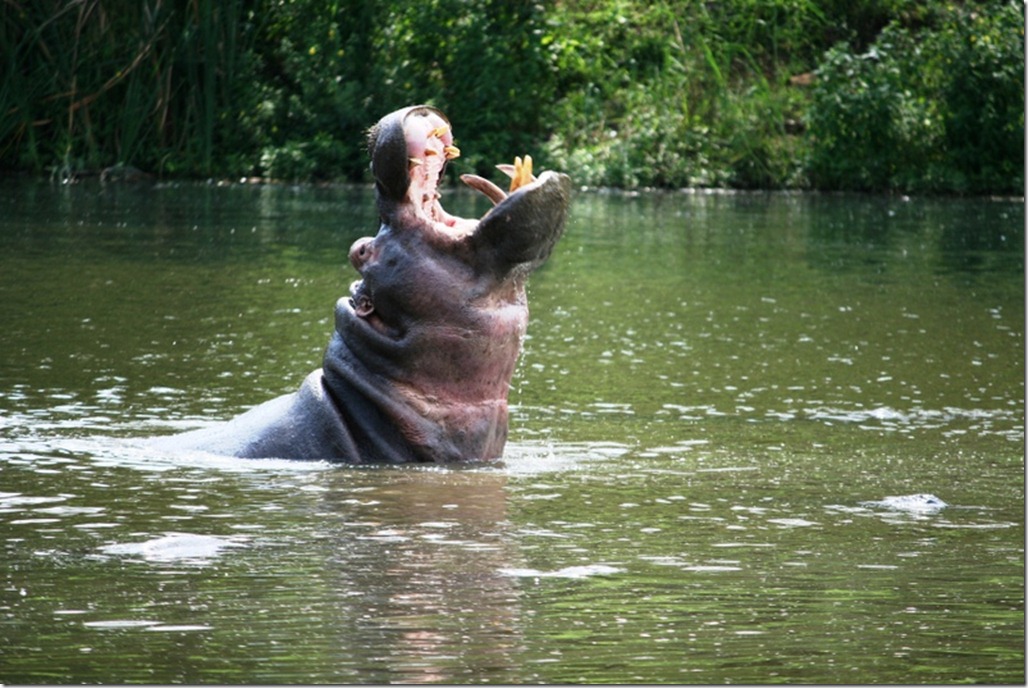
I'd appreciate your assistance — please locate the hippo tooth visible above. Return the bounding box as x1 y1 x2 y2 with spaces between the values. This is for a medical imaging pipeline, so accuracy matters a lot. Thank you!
512 155 533 191
497 155 536 192
444 145 460 160
460 174 507 205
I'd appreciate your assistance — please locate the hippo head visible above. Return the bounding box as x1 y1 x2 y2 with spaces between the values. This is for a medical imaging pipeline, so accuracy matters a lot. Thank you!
324 105 572 463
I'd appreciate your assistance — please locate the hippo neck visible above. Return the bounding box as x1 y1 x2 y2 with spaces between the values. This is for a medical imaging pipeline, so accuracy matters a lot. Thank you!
320 330 509 463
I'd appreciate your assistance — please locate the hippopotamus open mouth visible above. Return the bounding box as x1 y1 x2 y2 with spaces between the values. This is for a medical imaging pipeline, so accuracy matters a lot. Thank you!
347 106 570 340
153 105 572 463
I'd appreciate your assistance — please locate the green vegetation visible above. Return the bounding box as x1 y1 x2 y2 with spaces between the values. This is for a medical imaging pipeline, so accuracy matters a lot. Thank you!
807 3 1025 193
2 0 1023 194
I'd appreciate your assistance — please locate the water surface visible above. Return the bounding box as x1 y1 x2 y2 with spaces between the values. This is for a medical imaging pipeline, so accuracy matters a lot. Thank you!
0 179 1023 683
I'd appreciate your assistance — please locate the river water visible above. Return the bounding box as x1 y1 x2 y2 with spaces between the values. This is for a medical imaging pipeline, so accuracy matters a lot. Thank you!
0 178 1023 683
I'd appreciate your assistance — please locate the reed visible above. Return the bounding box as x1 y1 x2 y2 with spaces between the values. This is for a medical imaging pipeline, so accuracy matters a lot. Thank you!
2 0 255 178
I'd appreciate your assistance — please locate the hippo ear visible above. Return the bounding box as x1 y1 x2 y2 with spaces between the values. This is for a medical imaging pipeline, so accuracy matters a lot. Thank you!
470 171 572 276
367 109 412 203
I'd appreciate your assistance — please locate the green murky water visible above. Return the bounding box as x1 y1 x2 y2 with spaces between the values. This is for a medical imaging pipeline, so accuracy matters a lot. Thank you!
0 179 1023 683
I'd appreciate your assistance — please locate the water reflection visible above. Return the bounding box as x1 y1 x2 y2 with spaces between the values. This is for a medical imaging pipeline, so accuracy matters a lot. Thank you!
309 468 521 683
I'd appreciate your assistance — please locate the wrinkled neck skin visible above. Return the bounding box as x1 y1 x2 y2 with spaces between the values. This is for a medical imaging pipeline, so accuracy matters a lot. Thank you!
322 105 571 463
325 224 527 464
337 222 528 403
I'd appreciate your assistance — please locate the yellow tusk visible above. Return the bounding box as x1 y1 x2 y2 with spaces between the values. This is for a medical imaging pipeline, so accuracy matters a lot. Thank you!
409 157 423 167
444 145 460 160
509 154 534 191
428 125 450 139
424 148 438 156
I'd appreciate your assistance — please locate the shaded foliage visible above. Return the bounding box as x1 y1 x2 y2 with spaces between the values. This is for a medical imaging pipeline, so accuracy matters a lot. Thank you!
1 0 1023 193
807 1 1024 193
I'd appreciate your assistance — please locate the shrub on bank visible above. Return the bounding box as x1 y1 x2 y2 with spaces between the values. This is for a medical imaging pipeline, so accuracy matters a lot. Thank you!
806 1 1024 194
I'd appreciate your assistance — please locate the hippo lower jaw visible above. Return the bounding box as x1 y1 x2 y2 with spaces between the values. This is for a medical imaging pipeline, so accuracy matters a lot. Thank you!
402 141 557 242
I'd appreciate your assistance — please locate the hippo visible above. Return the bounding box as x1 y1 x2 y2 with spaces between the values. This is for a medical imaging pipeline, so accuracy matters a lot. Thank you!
153 105 571 463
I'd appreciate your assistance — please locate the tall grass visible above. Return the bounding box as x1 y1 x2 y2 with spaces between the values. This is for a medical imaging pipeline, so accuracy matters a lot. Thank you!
1 0 257 178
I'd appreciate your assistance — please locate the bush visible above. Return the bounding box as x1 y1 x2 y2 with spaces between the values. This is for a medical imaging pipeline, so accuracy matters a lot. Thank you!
938 3 1025 194
806 26 939 191
806 1 1024 193
539 0 825 189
